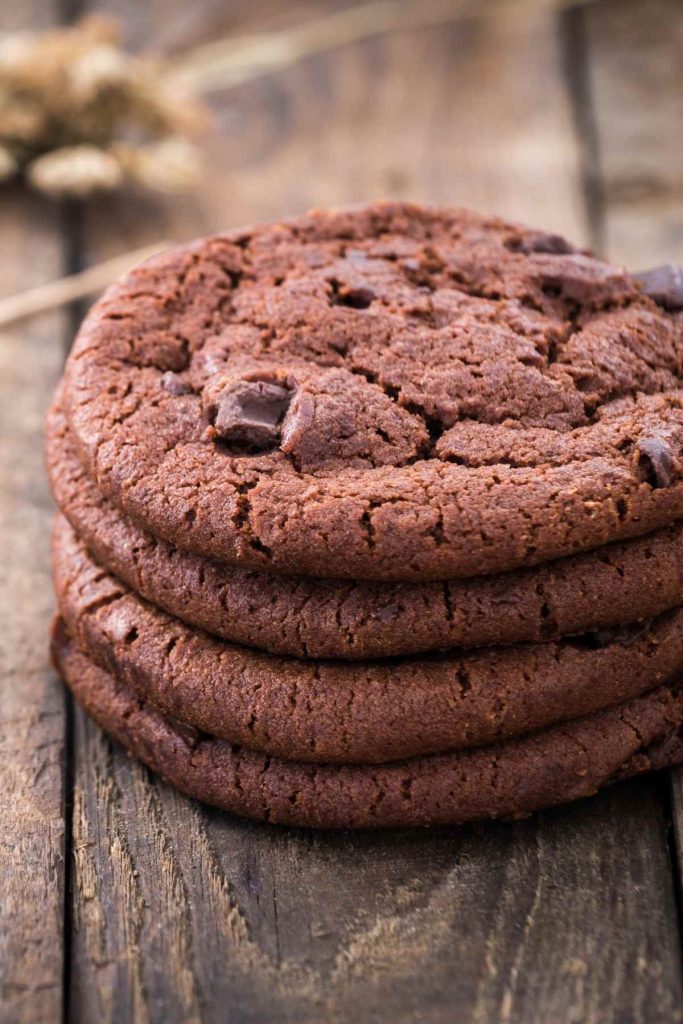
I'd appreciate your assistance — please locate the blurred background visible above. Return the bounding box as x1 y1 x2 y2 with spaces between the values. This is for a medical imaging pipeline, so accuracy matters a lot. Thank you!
2 0 681 294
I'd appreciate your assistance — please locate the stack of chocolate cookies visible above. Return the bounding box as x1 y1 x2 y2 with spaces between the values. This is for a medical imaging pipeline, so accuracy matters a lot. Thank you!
47 202 683 828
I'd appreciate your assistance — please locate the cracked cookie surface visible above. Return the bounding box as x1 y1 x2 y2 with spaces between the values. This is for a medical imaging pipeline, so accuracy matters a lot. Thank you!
47 400 683 658
53 516 683 764
62 202 683 580
52 619 683 828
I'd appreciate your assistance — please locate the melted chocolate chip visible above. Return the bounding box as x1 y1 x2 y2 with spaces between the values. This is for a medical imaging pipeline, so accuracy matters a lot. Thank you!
637 437 674 489
161 371 193 396
632 264 683 311
211 379 293 451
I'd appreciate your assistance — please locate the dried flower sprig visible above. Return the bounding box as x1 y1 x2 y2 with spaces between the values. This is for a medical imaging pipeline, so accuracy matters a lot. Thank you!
0 0 593 199
0 16 207 197
0 239 172 328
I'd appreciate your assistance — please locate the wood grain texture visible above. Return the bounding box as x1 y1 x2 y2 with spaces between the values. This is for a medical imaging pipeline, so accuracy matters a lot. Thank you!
585 0 683 266
0 6 68 1020
589 0 683 913
69 736 683 1024
54 1 683 1021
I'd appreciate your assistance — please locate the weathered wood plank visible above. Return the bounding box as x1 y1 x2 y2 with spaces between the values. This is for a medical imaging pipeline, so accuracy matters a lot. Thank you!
65 2 683 1021
584 0 683 266
0 9 68 1024
587 0 683 910
70 743 683 1024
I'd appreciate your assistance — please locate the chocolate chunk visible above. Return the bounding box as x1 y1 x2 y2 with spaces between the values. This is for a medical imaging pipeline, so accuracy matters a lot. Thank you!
592 621 653 648
521 233 576 255
161 371 193 396
212 379 292 451
577 619 653 650
166 714 203 749
632 264 683 311
373 602 401 623
332 285 376 309
637 437 674 489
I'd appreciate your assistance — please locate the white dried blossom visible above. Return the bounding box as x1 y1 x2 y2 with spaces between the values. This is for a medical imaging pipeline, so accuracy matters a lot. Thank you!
69 44 131 99
128 137 201 193
0 33 35 70
0 18 209 198
28 145 123 197
0 144 17 180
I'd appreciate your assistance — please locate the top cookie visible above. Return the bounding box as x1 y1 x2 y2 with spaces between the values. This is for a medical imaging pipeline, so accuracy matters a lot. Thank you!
63 202 683 581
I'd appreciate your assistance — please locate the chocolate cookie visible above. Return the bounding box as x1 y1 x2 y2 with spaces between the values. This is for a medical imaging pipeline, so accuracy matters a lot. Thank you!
52 619 683 829
53 516 683 764
47 399 683 659
62 203 683 581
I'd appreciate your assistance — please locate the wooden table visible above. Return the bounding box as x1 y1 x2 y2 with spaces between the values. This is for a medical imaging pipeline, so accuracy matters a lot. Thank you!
2 1 682 1020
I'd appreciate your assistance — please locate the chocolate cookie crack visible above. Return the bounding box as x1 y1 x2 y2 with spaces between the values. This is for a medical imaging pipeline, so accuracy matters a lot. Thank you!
360 501 380 551
555 727 592 764
232 477 272 558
